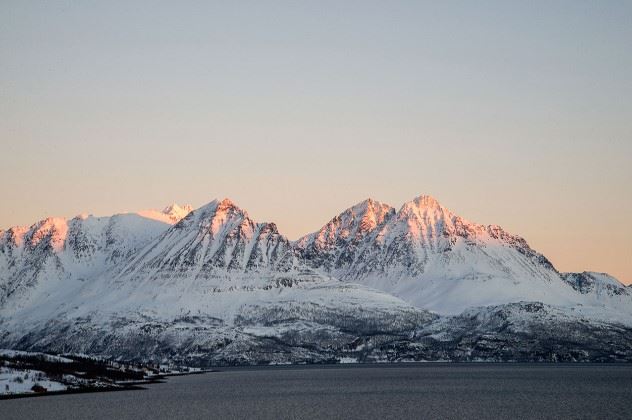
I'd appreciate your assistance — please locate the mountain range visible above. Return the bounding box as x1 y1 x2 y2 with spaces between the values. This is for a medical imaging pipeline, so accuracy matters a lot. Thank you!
1 196 631 365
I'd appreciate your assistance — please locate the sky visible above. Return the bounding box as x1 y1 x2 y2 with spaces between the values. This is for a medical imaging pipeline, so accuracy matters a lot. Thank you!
1 1 631 284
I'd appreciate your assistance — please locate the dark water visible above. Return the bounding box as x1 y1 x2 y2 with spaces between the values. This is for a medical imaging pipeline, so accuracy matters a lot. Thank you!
2 364 632 419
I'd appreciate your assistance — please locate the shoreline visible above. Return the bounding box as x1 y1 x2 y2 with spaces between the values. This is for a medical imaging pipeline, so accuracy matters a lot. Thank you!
0 369 215 401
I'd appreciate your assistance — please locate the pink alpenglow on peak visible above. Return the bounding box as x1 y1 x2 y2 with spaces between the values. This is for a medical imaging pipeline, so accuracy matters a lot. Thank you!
217 198 236 209
296 198 395 251
25 217 69 252
352 198 395 234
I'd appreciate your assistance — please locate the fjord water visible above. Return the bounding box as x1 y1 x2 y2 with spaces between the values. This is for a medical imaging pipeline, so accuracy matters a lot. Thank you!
2 364 631 419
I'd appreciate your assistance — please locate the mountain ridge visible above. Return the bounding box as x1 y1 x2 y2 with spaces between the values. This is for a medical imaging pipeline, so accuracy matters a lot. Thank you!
2 195 628 307
1 194 630 365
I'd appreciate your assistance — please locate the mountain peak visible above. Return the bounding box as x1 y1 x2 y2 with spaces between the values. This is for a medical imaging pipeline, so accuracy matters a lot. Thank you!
217 198 236 211
296 198 394 251
397 195 454 222
117 197 292 276
162 203 193 216
194 198 239 214
161 203 193 223
139 203 192 224
406 195 443 209
348 198 392 216
185 198 249 235
348 198 395 233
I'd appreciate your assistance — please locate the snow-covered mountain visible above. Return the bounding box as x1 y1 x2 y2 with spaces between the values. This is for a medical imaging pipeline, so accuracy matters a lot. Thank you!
120 198 295 284
0 203 196 307
0 199 434 365
1 216 163 307
1 195 630 364
295 195 631 318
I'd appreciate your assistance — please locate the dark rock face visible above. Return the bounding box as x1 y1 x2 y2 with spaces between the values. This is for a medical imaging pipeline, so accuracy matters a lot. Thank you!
562 272 630 297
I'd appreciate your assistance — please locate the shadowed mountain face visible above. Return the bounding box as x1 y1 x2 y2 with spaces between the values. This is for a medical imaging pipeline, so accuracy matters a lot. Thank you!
1 196 631 365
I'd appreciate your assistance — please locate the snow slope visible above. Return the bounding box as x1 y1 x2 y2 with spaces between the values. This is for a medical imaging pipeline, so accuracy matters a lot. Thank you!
0 367 67 395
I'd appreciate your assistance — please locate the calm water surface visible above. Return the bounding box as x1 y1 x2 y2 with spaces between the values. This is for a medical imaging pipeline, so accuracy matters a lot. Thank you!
2 364 632 419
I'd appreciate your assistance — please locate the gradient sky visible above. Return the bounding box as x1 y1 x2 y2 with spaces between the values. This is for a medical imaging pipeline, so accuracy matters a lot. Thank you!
1 1 631 283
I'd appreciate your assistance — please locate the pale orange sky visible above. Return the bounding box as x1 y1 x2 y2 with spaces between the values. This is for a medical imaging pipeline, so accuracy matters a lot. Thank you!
1 2 631 283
